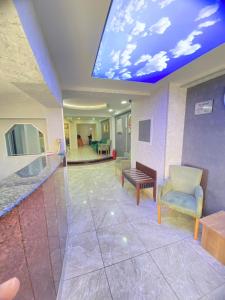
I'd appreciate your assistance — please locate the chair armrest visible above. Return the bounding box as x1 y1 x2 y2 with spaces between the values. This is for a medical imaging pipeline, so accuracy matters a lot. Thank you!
157 179 173 203
115 157 129 162
120 160 131 170
194 185 203 218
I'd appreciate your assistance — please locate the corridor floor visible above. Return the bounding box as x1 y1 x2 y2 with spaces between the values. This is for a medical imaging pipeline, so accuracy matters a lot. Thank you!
67 145 110 162
58 162 225 300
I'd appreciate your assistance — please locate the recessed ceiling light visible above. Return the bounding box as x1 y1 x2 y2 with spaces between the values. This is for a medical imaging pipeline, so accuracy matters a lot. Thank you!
114 111 119 115
63 101 107 110
77 117 80 120
108 109 113 112
121 100 127 104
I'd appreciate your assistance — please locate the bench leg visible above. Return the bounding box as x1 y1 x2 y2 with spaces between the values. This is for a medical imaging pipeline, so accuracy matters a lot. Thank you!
153 183 156 201
157 204 161 224
136 184 140 205
194 218 199 240
121 174 124 187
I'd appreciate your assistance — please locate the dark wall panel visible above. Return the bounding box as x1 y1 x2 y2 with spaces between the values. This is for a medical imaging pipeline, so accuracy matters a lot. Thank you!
139 119 151 142
101 119 110 140
182 74 225 215
115 111 131 157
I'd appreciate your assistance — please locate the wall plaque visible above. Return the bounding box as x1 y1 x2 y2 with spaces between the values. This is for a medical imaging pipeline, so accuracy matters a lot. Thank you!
195 100 213 115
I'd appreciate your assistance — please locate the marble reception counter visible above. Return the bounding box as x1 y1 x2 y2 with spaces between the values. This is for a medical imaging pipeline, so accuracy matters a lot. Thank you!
0 155 68 299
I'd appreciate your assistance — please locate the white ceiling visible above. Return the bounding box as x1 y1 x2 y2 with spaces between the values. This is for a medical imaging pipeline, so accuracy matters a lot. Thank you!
29 0 225 115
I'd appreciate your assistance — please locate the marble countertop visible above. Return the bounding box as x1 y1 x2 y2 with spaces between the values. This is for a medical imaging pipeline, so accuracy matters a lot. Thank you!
0 154 62 218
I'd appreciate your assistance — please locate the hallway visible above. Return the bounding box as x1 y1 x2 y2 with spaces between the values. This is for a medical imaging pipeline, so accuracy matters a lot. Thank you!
67 145 106 162
58 162 225 300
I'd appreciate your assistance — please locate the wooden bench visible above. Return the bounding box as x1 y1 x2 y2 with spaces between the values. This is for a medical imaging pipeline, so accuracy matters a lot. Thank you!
122 162 157 205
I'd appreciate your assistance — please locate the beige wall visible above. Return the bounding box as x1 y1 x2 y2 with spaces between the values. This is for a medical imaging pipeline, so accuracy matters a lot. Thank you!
65 118 102 150
131 83 187 183
0 118 47 180
0 96 65 180
131 84 169 183
77 123 96 145
45 107 65 153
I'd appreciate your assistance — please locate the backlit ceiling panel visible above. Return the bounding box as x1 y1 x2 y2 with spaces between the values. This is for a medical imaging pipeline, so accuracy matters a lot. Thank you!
92 0 225 83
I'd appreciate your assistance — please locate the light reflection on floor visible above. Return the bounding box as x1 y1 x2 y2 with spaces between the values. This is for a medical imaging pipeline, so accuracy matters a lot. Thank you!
66 145 110 162
58 161 225 300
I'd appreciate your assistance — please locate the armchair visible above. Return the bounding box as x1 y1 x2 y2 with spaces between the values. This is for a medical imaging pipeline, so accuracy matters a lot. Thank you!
157 165 203 240
98 139 111 155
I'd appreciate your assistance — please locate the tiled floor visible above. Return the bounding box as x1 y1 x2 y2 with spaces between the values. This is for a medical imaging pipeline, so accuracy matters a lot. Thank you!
66 145 110 162
58 162 225 300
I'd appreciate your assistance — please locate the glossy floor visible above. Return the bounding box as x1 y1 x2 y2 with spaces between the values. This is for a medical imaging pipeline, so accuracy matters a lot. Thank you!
58 162 225 300
66 145 110 162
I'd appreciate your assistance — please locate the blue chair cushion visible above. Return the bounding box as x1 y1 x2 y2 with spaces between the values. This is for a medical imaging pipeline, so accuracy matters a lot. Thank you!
161 191 197 217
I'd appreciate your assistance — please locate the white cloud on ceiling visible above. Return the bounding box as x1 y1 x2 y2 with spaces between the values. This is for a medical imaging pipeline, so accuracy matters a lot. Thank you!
128 21 146 42
105 68 115 78
106 43 137 78
109 0 146 32
196 4 219 21
135 51 169 76
111 49 121 68
160 0 175 8
121 71 132 79
131 21 146 36
198 19 220 28
120 43 137 67
152 0 175 9
119 68 128 74
142 32 148 37
171 30 203 58
149 17 171 34
128 35 133 42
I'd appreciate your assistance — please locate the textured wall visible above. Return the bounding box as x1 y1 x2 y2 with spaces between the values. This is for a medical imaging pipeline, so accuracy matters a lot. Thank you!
165 84 187 177
182 74 225 214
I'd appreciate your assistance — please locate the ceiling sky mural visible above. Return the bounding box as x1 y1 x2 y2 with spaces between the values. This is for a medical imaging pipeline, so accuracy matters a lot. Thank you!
92 0 225 83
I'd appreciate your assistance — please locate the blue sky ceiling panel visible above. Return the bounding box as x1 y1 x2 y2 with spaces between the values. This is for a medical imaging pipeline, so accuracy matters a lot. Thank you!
92 0 225 83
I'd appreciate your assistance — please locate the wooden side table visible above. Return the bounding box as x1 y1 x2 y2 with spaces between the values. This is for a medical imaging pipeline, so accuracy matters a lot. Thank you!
200 211 225 265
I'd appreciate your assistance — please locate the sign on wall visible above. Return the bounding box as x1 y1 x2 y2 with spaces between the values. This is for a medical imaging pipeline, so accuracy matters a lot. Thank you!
195 100 213 115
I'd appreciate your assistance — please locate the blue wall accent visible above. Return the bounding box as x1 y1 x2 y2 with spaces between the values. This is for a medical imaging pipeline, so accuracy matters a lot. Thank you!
182 74 225 214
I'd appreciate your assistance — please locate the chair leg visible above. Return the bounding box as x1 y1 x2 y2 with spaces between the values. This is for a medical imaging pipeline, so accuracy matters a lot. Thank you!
153 183 156 201
194 218 199 240
121 174 124 187
136 184 140 205
157 205 161 224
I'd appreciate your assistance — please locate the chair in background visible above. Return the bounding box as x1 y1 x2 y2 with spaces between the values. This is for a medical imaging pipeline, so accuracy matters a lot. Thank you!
98 139 111 155
115 152 131 176
157 165 203 240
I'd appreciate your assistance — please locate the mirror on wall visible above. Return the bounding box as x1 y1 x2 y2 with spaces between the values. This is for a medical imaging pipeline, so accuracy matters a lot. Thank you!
5 124 45 156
